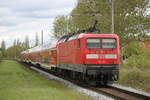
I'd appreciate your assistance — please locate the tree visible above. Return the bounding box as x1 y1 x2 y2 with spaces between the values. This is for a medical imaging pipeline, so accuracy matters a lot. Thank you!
124 42 140 59
24 36 30 49
17 39 21 46
6 39 27 59
71 0 150 47
0 51 2 59
114 0 150 46
1 40 6 50
71 0 112 33
13 39 17 46
53 16 79 38
53 16 68 38
0 48 2 59
35 33 39 46
1 40 6 57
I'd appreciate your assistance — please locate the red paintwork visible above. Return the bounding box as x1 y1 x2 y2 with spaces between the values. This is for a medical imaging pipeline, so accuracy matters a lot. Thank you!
57 33 120 65
22 33 120 67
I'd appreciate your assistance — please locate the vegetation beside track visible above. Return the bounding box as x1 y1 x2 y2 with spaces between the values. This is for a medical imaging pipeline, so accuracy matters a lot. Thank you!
117 48 150 93
0 60 92 100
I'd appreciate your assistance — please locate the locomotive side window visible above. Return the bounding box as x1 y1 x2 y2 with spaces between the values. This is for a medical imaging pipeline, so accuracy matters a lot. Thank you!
78 39 80 48
87 39 100 49
102 39 116 49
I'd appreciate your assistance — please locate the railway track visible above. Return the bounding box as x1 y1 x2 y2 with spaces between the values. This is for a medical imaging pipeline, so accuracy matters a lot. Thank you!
21 62 150 100
88 85 150 100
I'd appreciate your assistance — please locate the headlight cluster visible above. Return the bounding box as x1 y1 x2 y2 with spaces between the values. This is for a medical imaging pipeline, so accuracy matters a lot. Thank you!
86 54 117 59
105 54 117 59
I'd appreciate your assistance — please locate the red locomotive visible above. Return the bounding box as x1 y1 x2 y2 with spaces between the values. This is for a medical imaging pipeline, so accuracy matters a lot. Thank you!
21 33 120 85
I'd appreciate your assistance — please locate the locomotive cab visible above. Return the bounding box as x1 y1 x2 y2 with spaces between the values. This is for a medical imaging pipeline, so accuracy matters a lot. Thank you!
80 34 120 84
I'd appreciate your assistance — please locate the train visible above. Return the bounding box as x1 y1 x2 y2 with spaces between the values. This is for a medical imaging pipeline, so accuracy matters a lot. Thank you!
21 33 120 85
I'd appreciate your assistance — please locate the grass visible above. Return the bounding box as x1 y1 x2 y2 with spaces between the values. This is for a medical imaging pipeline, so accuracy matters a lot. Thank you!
0 60 92 100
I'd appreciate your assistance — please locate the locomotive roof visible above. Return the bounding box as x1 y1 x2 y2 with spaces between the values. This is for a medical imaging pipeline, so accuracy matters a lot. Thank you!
58 33 118 43
79 33 119 38
21 33 118 54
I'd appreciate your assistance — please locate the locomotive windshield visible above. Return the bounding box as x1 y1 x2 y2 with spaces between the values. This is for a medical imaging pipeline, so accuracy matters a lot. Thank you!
87 38 116 49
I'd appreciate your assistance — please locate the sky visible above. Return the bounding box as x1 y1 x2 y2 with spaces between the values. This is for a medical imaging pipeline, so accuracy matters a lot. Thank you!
0 0 77 47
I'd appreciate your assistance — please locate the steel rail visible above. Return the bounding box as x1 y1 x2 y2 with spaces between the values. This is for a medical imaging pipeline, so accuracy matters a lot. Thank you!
88 85 150 100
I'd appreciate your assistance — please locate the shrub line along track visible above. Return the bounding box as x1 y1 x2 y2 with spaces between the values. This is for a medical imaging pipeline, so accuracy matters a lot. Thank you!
21 62 150 100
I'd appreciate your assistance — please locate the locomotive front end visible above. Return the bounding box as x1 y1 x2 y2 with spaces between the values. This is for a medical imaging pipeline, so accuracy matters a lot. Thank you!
83 34 120 84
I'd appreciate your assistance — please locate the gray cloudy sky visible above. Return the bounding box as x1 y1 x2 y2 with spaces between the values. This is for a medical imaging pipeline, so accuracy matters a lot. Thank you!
0 0 77 47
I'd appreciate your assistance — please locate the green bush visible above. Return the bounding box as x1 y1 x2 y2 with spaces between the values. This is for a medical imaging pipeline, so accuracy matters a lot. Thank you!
118 68 150 92
124 42 140 57
118 47 150 92
125 48 150 69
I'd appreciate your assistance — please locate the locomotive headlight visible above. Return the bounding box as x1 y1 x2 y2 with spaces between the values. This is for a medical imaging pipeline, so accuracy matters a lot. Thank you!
105 54 117 59
86 54 99 59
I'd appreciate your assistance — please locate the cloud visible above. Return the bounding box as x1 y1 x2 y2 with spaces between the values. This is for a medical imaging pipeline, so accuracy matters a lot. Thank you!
0 0 77 47
0 0 76 28
0 0 76 27
0 7 12 18
17 7 73 19
0 0 76 13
